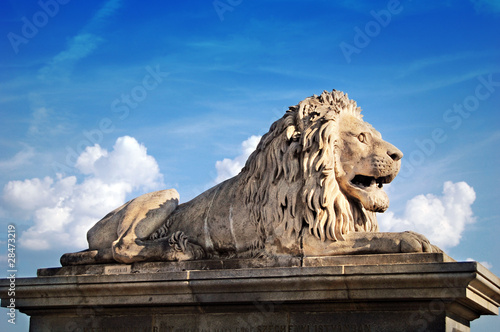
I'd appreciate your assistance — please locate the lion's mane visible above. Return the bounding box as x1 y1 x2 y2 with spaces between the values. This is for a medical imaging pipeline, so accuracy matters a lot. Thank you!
241 90 378 244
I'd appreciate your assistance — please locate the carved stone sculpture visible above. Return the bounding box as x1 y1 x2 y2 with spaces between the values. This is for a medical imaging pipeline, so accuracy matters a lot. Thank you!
61 90 440 266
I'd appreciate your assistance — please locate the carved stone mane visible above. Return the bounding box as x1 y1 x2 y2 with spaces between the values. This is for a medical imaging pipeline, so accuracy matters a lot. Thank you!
242 91 377 245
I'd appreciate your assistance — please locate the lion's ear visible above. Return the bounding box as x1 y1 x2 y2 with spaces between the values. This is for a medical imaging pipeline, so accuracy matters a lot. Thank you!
286 126 301 141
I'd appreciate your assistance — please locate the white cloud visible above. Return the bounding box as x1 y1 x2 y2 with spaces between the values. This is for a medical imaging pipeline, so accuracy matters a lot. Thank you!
80 136 162 189
214 135 261 184
2 136 164 251
0 146 35 170
466 258 493 269
378 181 476 250
75 144 108 174
3 176 60 214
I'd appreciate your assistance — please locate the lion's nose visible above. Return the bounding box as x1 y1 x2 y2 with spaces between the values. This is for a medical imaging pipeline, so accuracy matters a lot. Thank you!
387 144 403 161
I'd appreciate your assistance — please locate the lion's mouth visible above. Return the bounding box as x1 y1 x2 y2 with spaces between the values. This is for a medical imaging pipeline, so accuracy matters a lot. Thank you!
351 175 391 190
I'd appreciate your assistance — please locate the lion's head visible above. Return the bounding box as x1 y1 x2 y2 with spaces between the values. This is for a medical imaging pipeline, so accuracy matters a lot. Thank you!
242 90 402 243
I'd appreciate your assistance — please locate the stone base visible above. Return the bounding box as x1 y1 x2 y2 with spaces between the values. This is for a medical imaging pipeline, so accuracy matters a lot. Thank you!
2 253 500 332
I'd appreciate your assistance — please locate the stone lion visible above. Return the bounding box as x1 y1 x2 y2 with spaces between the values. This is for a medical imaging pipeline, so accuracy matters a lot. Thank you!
61 90 439 266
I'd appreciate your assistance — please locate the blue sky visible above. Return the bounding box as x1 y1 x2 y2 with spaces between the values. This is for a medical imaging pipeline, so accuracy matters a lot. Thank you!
1 0 499 330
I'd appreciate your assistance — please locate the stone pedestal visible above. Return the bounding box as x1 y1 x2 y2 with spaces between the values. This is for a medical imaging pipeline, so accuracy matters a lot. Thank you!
1 253 499 332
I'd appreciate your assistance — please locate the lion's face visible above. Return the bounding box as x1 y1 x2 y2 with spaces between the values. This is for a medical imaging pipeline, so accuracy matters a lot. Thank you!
335 114 403 213
243 90 402 241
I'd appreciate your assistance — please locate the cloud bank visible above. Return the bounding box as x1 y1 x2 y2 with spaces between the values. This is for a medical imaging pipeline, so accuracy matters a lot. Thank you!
378 181 476 249
214 135 261 183
2 136 163 250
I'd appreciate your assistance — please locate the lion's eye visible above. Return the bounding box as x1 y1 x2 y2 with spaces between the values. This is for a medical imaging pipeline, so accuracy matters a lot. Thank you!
358 133 366 143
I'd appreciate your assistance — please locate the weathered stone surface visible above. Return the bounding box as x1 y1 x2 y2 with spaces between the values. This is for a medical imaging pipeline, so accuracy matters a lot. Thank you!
40 256 302 276
1 255 499 331
40 253 452 277
61 90 442 267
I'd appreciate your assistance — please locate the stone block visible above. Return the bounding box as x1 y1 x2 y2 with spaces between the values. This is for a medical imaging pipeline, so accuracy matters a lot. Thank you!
1 254 499 332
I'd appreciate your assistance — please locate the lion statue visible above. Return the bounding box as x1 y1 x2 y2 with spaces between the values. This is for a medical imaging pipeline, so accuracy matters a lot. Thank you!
61 90 439 266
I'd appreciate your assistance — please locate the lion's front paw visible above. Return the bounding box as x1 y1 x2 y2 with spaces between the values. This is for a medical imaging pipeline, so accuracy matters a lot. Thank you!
399 231 434 253
165 231 206 261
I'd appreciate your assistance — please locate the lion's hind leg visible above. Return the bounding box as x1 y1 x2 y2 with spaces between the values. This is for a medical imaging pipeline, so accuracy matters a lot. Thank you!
61 188 205 266
136 231 206 262
111 189 181 263
61 189 181 266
